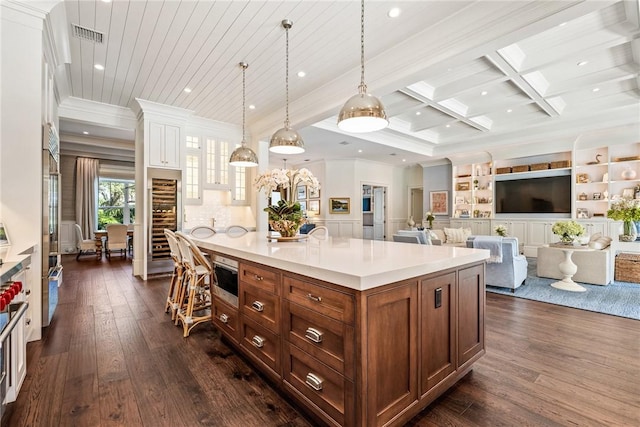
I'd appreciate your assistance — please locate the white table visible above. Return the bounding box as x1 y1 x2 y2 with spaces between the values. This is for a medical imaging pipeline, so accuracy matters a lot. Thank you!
548 243 593 292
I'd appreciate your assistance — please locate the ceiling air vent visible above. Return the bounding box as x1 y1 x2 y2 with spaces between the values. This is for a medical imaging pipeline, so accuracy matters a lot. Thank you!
71 23 104 44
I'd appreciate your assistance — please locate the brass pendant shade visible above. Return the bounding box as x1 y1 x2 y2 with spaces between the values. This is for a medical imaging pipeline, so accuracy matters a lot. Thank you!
269 19 305 154
229 61 258 167
337 0 388 133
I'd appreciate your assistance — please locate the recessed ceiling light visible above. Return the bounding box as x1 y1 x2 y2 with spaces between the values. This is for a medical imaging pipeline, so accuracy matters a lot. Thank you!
559 22 567 27
577 61 588 66
402 159 406 162
388 8 401 18
94 64 104 70
358 149 363 153
592 87 600 92
415 111 421 116
481 90 488 96
507 109 513 113
82 131 89 135
446 124 451 128
297 71 306 78
184 87 192 93
249 104 256 110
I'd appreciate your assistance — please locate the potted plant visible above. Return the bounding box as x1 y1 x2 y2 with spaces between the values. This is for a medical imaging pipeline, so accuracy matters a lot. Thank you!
607 197 640 242
424 211 435 229
551 220 586 244
255 167 320 237
494 224 507 237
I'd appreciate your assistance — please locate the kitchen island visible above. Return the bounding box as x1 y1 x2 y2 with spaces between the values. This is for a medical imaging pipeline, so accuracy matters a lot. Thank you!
191 232 489 427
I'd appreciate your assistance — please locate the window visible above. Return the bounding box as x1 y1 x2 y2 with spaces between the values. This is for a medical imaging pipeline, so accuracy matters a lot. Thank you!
185 135 202 203
98 178 135 230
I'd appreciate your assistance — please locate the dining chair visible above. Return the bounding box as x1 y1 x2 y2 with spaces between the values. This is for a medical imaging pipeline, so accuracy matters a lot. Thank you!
189 225 216 239
174 232 212 337
164 229 184 320
127 223 134 256
105 224 128 259
307 225 329 239
74 223 97 260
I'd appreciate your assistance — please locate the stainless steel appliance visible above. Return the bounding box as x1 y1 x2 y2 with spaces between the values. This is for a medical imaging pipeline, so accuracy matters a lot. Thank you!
212 255 238 307
42 123 61 327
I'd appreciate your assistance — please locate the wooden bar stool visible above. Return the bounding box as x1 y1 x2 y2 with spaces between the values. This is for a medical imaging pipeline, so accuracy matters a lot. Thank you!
163 229 184 320
174 232 212 337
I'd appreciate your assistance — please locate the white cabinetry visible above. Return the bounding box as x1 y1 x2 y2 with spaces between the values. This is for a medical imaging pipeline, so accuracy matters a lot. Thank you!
452 161 493 219
492 220 528 244
574 146 609 217
363 226 373 240
576 220 608 237
149 122 181 168
527 221 557 246
449 219 491 235
6 266 28 403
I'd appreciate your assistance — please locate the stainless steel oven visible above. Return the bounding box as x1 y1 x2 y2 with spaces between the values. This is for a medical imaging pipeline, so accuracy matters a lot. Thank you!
212 255 238 307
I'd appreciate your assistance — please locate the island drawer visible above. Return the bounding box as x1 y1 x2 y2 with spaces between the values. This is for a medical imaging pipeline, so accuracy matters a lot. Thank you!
283 276 355 324
283 342 353 427
283 300 355 380
239 263 279 293
240 282 280 333
211 297 239 342
240 317 280 375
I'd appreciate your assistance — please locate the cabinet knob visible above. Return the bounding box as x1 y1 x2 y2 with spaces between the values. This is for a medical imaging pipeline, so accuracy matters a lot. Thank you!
306 293 322 303
251 335 265 348
305 327 323 343
251 301 264 312
219 313 229 324
305 373 323 391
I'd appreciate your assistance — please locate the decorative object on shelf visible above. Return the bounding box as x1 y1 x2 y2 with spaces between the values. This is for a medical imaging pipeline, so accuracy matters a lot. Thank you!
635 185 640 200
269 20 305 154
456 182 470 191
429 191 449 215
494 224 507 237
496 167 512 174
622 188 635 199
606 197 640 242
337 0 388 133
551 220 586 244
407 215 415 228
329 197 350 214
577 208 589 219
576 173 590 184
512 164 529 173
424 211 435 229
531 162 550 171
586 153 602 165
603 190 609 200
579 192 588 201
229 62 258 167
255 167 320 237
614 155 640 162
602 172 609 183
550 160 571 169
593 192 602 200
621 167 637 180
473 179 479 190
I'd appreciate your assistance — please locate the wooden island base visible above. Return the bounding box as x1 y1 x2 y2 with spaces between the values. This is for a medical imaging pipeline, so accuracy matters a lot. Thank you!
205 249 485 427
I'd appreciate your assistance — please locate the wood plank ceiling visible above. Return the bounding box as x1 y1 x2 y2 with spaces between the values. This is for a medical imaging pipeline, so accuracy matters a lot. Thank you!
58 0 640 165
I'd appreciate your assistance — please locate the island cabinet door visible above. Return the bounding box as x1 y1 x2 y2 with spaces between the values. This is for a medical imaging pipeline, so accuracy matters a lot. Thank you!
211 296 239 342
365 282 419 427
457 264 485 367
420 271 457 394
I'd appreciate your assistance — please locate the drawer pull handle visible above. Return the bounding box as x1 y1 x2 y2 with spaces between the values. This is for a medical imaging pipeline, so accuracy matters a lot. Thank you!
219 313 229 324
251 301 264 312
305 327 323 343
251 335 265 348
305 373 323 391
307 293 322 303
254 275 264 281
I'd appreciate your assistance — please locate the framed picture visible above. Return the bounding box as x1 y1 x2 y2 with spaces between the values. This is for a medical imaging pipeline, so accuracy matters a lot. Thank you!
577 208 589 219
299 201 307 212
455 196 465 205
430 191 449 215
308 200 320 215
297 185 307 200
456 182 470 191
576 173 590 184
622 188 634 199
308 186 320 198
329 197 350 214
593 192 602 200
0 222 10 247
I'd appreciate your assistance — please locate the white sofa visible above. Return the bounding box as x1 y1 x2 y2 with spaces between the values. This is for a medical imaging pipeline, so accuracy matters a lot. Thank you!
536 243 613 286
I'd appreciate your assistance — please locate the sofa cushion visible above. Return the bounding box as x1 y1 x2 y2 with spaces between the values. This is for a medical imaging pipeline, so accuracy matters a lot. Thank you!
444 227 471 243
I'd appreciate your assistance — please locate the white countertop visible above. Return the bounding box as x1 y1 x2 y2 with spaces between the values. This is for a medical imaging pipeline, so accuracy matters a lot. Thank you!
0 245 34 282
191 232 489 291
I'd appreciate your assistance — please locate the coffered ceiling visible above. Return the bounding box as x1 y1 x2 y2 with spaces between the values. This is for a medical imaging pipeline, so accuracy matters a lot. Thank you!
55 0 640 166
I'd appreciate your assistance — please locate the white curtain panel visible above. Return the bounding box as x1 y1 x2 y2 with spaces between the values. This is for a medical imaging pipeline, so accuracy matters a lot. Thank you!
75 157 99 238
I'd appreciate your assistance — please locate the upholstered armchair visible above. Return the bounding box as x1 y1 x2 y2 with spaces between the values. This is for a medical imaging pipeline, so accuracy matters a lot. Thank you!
466 236 528 291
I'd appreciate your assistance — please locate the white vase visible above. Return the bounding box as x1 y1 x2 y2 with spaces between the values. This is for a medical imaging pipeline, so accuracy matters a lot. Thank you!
621 167 637 180
407 215 415 228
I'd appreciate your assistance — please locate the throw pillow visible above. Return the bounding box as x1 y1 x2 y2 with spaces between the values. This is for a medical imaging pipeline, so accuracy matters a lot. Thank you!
589 232 602 243
444 227 471 243
588 236 612 250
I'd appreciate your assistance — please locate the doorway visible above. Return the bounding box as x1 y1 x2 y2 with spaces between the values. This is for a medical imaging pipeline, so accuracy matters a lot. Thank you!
409 186 424 227
362 184 386 240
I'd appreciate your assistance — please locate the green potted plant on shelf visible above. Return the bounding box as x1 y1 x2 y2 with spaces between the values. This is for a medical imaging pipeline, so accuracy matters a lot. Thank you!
551 220 586 244
607 197 640 242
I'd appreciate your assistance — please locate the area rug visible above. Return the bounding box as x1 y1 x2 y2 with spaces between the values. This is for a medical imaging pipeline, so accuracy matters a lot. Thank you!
486 258 640 320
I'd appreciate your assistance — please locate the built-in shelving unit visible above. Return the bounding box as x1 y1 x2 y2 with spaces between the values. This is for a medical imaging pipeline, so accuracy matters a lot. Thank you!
452 161 493 218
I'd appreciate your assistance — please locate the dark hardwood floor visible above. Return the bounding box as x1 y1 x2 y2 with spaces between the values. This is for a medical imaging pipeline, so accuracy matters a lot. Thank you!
3 255 639 426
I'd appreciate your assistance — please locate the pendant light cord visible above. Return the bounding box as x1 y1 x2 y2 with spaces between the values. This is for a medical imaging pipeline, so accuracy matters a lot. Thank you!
359 0 367 95
285 23 290 129
242 63 247 144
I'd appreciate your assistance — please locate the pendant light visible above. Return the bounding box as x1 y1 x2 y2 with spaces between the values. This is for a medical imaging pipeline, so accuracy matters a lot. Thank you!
269 19 305 154
337 0 388 133
229 62 259 167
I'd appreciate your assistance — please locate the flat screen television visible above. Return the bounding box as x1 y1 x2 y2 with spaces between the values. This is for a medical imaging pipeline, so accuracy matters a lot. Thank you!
495 174 571 214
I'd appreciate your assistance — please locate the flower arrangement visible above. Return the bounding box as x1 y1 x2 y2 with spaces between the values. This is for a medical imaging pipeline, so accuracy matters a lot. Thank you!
424 211 435 229
551 220 585 244
607 197 640 241
494 224 507 237
255 168 320 237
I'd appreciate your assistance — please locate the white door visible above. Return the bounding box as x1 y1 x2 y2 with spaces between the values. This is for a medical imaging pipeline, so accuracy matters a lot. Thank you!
373 187 385 240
